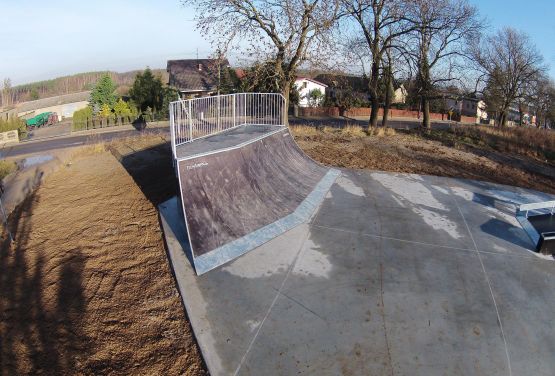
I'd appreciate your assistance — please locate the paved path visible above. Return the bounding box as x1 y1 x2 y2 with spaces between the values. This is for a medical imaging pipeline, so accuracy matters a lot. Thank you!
161 170 555 376
0 126 169 159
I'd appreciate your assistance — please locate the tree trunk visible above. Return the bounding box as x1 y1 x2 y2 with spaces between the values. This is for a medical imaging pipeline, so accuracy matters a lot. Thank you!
498 110 507 127
382 76 393 127
368 59 380 127
282 81 291 126
369 91 380 127
421 96 431 129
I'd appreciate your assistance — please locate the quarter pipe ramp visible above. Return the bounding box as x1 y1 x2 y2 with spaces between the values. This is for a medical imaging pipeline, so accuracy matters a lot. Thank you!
170 94 339 274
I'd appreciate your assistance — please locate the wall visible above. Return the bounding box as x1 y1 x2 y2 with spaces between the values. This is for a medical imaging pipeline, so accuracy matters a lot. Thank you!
344 107 446 120
21 101 89 121
298 107 340 117
297 106 482 123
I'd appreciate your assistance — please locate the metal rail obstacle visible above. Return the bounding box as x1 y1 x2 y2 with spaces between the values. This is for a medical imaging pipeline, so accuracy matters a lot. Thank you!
169 93 286 158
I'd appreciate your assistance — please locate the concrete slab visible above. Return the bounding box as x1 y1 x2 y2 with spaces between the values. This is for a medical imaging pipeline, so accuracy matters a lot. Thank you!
160 170 555 376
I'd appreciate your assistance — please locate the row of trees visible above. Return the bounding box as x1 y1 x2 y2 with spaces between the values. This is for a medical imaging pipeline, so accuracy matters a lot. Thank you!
185 0 551 128
82 69 178 122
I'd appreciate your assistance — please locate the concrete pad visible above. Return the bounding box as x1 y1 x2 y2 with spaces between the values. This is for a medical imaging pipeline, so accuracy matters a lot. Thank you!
160 170 555 375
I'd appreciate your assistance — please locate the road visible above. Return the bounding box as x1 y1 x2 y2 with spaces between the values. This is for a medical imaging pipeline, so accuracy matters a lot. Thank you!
1 116 452 159
0 127 169 159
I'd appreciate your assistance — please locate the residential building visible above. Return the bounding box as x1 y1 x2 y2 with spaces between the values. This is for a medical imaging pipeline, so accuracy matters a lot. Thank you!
393 84 407 104
167 58 230 98
294 77 327 107
445 96 487 123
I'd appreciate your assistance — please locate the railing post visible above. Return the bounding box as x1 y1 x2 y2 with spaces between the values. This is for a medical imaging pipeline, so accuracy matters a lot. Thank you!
188 100 193 141
232 94 236 128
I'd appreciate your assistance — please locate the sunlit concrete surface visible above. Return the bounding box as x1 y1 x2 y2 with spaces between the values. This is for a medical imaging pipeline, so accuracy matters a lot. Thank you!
160 170 555 376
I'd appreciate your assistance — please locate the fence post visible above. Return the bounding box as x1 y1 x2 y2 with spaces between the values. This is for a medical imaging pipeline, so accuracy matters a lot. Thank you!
188 100 193 141
232 95 236 128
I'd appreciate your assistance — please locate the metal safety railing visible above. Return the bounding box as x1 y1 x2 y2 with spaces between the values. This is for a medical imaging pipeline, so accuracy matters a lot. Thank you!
169 93 286 158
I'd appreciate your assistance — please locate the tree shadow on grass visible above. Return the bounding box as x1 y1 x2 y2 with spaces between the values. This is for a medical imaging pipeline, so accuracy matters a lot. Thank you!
0 192 92 374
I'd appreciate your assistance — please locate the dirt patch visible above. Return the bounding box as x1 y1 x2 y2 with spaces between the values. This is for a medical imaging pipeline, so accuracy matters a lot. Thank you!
293 126 555 194
0 147 205 374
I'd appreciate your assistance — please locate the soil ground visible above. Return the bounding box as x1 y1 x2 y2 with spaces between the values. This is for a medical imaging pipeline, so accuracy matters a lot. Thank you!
1 124 554 375
0 140 205 375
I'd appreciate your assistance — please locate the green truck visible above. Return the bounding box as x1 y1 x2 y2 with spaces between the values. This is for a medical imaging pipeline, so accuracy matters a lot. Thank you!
25 112 58 129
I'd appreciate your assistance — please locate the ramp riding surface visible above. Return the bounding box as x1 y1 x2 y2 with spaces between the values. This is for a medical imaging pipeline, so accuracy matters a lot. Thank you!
175 125 339 274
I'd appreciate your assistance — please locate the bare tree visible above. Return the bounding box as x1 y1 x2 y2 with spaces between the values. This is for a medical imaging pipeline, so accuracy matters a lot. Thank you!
472 27 545 127
182 0 340 108
341 0 415 127
1 78 12 108
530 77 555 129
404 0 482 129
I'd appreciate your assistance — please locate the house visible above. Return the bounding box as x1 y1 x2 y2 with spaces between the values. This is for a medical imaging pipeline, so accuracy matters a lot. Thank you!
294 77 327 107
167 58 230 98
314 73 406 106
0 91 90 121
315 74 368 101
445 96 487 123
393 84 407 104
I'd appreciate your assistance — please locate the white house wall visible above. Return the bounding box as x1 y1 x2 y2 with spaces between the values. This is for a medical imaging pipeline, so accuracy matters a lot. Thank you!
295 79 326 107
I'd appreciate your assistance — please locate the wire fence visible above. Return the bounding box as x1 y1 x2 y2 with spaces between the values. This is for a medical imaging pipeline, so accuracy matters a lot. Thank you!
169 93 286 157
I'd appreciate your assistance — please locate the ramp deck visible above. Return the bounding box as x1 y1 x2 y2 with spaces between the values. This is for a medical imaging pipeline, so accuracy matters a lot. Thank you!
175 124 284 160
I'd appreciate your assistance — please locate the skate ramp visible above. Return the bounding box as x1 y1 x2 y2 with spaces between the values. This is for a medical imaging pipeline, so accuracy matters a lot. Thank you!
176 126 339 274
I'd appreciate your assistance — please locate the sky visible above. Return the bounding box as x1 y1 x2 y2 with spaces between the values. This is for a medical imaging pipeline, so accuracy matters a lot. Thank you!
1 0 554 85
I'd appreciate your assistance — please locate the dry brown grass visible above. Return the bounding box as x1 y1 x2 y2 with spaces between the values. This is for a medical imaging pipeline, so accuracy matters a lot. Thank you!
293 124 555 193
291 124 396 139
0 160 17 181
432 125 555 162
366 126 396 137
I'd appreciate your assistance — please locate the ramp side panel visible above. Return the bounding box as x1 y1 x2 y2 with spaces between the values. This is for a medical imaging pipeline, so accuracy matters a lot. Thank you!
178 129 328 259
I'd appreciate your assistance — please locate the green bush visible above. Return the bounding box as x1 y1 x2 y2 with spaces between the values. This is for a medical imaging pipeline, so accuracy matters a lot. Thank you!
72 107 93 131
0 117 27 137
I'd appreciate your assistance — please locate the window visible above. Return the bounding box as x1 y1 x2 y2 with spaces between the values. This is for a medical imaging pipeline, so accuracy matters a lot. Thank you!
303 82 308 89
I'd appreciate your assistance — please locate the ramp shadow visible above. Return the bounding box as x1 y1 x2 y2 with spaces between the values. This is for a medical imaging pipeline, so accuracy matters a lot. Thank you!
111 141 178 207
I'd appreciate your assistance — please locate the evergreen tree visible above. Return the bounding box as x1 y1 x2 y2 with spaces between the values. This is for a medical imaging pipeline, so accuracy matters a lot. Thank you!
129 68 164 114
113 98 133 117
90 73 117 111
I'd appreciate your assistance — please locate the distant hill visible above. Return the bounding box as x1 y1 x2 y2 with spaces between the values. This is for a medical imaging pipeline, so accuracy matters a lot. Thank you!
3 69 169 107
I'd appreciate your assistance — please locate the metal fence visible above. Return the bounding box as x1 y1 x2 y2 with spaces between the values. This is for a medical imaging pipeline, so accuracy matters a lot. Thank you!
169 93 286 157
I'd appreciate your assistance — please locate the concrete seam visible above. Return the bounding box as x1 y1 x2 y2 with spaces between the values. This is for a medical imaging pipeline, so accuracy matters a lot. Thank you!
233 227 312 376
312 224 476 254
311 223 540 262
454 198 513 376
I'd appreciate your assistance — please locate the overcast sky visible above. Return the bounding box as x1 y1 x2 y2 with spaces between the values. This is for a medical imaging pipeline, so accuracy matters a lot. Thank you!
1 0 554 85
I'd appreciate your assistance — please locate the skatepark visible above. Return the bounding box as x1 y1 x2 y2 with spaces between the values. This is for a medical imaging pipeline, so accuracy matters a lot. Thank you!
159 93 555 375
